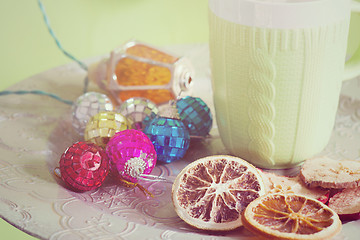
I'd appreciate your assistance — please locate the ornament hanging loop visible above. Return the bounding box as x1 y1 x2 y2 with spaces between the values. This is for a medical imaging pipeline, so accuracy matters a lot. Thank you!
118 178 155 198
138 174 175 184
54 167 61 178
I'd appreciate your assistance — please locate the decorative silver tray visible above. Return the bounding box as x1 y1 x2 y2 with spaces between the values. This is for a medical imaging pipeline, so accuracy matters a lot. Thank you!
0 44 359 239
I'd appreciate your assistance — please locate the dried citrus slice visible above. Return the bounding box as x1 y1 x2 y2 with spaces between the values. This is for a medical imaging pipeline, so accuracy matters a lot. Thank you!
242 193 342 240
172 155 266 231
300 156 360 189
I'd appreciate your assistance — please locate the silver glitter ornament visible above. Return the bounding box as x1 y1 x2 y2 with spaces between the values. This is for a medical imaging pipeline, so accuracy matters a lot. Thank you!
117 97 159 130
72 92 114 135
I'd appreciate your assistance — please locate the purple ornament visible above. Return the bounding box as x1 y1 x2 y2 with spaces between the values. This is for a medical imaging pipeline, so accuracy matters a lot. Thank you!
106 129 157 183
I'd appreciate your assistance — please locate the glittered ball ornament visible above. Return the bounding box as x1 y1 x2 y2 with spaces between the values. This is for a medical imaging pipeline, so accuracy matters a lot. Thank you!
117 97 159 130
84 111 131 148
71 92 114 135
176 96 212 137
59 141 109 191
143 104 190 163
106 129 157 183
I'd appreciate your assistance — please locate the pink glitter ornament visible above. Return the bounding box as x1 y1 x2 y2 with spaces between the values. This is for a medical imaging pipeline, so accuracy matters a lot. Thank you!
106 129 157 183
59 141 109 191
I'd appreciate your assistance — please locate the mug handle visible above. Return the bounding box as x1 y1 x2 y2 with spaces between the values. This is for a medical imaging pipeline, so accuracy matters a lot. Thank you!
343 0 360 81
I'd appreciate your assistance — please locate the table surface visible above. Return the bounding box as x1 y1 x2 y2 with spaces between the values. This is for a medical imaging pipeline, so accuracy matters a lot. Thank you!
1 44 360 240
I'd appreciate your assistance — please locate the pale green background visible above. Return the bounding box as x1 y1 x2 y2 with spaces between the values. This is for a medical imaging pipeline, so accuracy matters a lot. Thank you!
0 0 359 239
0 0 208 91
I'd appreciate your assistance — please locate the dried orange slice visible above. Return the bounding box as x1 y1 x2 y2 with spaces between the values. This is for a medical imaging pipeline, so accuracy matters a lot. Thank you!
172 155 266 231
242 193 342 240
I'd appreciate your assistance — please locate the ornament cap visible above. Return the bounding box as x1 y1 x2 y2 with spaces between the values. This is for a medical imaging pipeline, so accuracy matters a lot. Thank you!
124 157 147 179
159 100 180 119
179 71 193 91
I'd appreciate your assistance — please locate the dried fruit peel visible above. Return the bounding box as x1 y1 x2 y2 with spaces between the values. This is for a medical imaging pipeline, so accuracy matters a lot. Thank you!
172 155 266 231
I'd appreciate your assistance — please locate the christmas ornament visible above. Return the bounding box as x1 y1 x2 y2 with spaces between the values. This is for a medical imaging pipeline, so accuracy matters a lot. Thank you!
87 40 194 105
176 96 213 137
106 129 157 183
84 111 131 148
143 102 190 163
71 92 114 135
59 141 109 191
117 97 159 130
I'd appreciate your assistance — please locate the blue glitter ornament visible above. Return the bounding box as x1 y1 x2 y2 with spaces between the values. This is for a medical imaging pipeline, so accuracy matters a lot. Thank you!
143 110 190 163
176 96 212 137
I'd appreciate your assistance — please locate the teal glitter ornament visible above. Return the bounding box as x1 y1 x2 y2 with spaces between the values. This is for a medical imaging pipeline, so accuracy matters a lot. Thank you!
176 96 212 137
143 102 190 163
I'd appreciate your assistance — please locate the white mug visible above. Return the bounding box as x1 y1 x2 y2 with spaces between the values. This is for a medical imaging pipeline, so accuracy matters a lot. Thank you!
209 0 360 169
